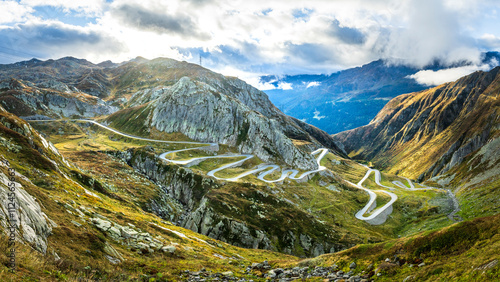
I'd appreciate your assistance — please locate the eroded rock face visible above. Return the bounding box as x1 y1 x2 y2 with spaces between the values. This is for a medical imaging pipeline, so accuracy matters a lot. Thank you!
115 149 345 257
147 77 319 169
0 168 52 254
18 92 118 118
0 78 118 118
89 215 175 258
182 198 274 250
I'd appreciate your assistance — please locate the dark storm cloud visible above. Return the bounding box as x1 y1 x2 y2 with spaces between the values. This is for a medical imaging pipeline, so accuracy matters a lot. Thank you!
24 23 102 44
113 4 209 39
327 19 366 45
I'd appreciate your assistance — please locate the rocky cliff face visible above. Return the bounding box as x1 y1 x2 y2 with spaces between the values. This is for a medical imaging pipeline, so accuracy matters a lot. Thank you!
0 165 53 254
109 71 344 168
113 148 346 257
0 106 80 254
145 77 319 168
0 78 118 118
333 67 500 182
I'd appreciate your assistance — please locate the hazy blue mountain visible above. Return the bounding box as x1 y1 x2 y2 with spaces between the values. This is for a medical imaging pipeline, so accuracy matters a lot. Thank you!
261 52 500 134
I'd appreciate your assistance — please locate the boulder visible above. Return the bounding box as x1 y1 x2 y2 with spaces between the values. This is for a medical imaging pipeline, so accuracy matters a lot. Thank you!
161 245 176 254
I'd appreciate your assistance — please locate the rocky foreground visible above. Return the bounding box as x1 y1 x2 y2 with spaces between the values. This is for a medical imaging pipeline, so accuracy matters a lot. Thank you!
178 257 430 281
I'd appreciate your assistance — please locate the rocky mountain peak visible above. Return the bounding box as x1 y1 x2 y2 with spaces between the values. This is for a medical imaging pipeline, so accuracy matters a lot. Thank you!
142 76 321 168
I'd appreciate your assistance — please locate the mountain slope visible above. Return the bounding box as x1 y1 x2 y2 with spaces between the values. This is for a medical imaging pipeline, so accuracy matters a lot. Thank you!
104 58 345 169
0 56 477 269
334 66 500 219
1 97 498 281
0 78 117 118
293 213 500 281
0 57 344 169
0 57 112 98
262 52 500 134
0 104 308 280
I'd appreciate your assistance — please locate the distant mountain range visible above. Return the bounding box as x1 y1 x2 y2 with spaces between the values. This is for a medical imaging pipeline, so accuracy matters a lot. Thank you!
261 52 500 134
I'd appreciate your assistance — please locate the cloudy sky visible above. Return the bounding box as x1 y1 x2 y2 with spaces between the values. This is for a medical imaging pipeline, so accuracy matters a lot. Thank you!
1 0 499 88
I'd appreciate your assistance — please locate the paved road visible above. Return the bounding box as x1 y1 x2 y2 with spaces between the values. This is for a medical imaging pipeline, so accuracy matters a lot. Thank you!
348 168 398 225
31 119 454 225
32 119 328 183
392 177 435 191
392 178 461 221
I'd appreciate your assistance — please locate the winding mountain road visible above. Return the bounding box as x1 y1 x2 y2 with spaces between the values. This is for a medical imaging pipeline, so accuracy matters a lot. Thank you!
392 177 435 191
32 119 328 183
346 169 398 225
29 119 441 225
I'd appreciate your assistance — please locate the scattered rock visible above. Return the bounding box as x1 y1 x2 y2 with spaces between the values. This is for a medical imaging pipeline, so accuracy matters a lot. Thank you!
52 250 60 261
476 259 498 270
267 269 278 278
105 255 121 265
403 275 414 282
71 220 82 227
222 271 233 277
162 246 176 254
251 263 262 269
103 242 124 262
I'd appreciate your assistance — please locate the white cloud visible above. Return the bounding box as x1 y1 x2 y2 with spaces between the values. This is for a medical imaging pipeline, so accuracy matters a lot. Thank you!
0 19 126 63
479 33 500 49
377 0 483 68
0 0 499 79
278 81 293 90
407 64 494 86
0 1 34 24
306 81 321 88
212 65 278 90
313 110 326 120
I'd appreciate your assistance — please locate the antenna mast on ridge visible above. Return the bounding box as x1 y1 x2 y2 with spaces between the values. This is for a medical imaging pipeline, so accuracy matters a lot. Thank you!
199 54 202 67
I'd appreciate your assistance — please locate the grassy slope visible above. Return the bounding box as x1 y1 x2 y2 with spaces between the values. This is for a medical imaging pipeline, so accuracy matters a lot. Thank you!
434 128 500 220
2 111 496 281
1 112 299 281
292 213 500 282
33 118 457 254
322 152 454 237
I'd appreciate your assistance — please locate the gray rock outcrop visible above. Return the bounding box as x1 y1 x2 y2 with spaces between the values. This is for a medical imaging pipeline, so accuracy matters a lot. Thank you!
0 78 118 118
147 77 318 169
113 148 346 257
0 168 52 254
